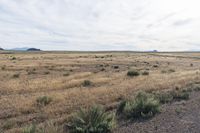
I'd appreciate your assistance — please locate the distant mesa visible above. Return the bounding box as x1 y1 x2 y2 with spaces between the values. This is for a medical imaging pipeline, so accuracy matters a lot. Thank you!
153 50 158 52
27 48 41 51
0 47 4 50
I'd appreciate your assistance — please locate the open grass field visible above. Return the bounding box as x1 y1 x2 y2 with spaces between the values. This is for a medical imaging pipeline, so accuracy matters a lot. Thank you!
0 51 200 132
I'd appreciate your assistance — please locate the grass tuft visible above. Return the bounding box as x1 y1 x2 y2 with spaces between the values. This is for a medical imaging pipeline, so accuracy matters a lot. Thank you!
127 70 140 77
36 96 52 106
68 105 116 133
82 80 92 87
118 91 160 119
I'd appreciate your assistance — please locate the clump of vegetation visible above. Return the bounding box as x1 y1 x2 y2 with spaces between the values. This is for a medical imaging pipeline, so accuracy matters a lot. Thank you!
193 85 200 91
113 65 119 69
22 124 36 133
2 120 15 130
161 69 175 74
171 90 189 100
13 73 20 78
63 73 70 77
11 57 17 60
68 106 116 133
155 92 173 104
100 68 105 71
127 70 140 77
161 70 167 73
82 80 92 87
117 91 160 119
39 121 61 133
175 107 182 114
168 69 175 73
36 96 52 106
27 68 37 75
142 71 149 76
153 65 159 68
1 65 6 70
44 71 50 75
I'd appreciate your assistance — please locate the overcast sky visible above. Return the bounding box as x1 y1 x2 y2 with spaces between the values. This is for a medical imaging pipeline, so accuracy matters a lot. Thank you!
0 0 200 51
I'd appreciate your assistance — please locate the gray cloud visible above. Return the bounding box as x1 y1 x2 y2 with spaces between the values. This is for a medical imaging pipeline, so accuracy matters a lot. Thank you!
173 18 193 26
0 0 200 51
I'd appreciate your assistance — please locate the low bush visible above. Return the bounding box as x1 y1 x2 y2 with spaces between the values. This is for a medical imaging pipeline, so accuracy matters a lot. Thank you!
63 73 70 77
127 70 140 77
118 91 160 119
39 121 61 133
113 65 119 69
171 90 189 100
68 105 116 133
22 124 36 133
142 71 149 76
82 80 92 87
36 96 52 106
13 73 20 78
168 69 175 73
44 71 50 75
155 92 173 104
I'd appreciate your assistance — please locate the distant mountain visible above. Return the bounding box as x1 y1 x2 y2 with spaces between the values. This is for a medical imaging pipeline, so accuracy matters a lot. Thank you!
0 47 4 50
27 48 41 51
9 47 30 51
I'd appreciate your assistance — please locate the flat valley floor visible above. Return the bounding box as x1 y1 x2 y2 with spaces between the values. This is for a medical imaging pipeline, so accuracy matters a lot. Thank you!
0 51 200 132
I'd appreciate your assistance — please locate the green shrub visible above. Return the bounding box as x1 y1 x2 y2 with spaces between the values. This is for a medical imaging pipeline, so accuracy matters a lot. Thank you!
142 71 149 76
63 73 70 77
44 71 50 75
1 66 5 70
155 92 173 104
193 84 200 91
3 120 15 130
171 91 189 100
82 80 92 87
127 70 140 77
36 96 52 106
113 65 119 69
68 106 116 133
22 124 36 133
39 121 61 133
118 91 160 119
11 57 16 60
168 69 175 73
13 73 20 78
161 70 167 73
153 65 159 68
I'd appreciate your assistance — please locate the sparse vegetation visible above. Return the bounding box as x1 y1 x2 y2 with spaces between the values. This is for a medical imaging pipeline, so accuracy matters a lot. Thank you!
44 71 50 75
36 96 52 106
168 69 175 73
2 120 15 130
82 80 92 87
171 90 189 100
1 52 200 132
11 56 17 60
63 73 70 76
13 73 20 78
127 70 140 77
118 91 160 119
155 92 173 104
142 71 149 75
68 105 116 133
22 124 36 133
113 65 119 69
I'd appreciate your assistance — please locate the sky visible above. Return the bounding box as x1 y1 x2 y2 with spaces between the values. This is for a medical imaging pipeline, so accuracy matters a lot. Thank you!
0 0 200 51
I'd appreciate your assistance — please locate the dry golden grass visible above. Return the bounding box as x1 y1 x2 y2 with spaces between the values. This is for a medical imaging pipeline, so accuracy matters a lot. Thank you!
0 51 200 132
